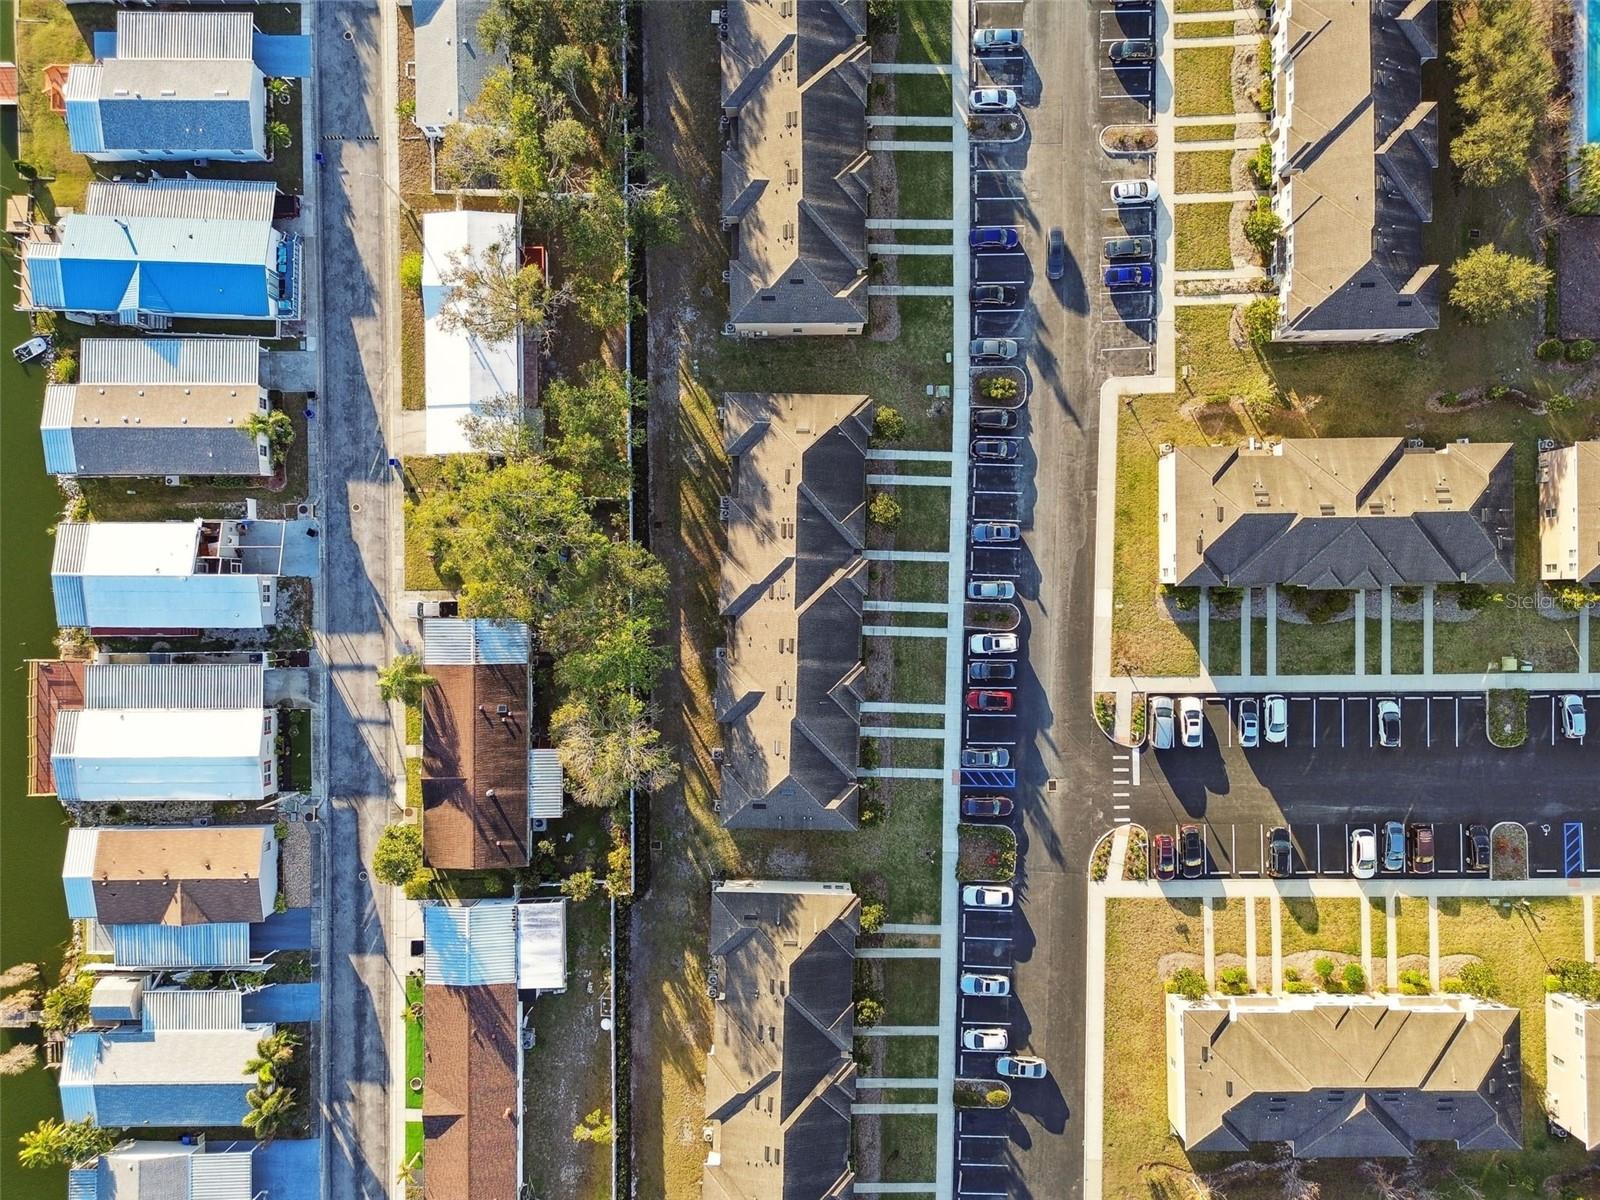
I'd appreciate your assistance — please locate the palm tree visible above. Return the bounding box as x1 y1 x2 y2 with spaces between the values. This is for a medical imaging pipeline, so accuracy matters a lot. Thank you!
242 1083 297 1143
17 1117 113 1169
242 409 295 468
245 1031 299 1084
377 654 437 706
266 120 293 153
265 76 292 105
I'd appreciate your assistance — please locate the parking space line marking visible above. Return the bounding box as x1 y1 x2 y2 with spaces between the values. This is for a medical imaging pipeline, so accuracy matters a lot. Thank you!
1426 701 1431 747
1316 826 1323 873
1455 696 1460 745
1341 700 1346 748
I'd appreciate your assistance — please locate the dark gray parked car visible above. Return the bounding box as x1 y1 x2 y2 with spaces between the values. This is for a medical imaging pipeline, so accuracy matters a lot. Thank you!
1104 236 1153 261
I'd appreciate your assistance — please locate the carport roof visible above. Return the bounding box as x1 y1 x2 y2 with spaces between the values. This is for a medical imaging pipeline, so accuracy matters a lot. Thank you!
1170 993 1522 1157
1160 437 1514 587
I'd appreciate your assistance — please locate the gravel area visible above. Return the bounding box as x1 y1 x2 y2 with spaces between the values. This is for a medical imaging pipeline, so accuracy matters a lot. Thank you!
281 820 312 907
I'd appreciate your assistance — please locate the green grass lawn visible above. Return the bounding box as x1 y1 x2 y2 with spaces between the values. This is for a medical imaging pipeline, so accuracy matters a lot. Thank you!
893 151 955 222
405 758 422 811
405 703 422 746
896 71 954 116
894 253 955 287
1275 619 1355 676
871 486 950 552
892 0 953 64
1207 619 1241 675
1390 616 1425 674
1250 613 1267 673
880 1034 940 1079
405 974 424 1109
880 957 941 1025
403 1120 424 1168
1180 19 1238 36
1175 121 1240 143
886 633 949 704
1210 896 1252 961
17 1 104 209
871 559 948 604
1432 605 1580 674
1278 897 1361 957
1174 149 1234 193
1174 47 1237 118
869 1114 938 1182
1174 203 1234 270
1175 0 1241 10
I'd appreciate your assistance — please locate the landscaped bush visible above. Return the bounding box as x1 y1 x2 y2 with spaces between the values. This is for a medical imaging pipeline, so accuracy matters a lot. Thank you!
981 375 1019 402
1536 337 1565 360
855 996 884 1027
1242 296 1279 346
1399 968 1429 995
1548 958 1600 1001
48 353 77 384
1342 963 1366 993
1286 587 1351 623
1218 965 1249 995
859 900 886 935
873 406 906 442
957 823 1018 882
1246 143 1273 189
869 492 902 528
1243 197 1282 259
1162 585 1201 612
1285 980 1314 993
1166 967 1208 1000
1094 694 1115 735
400 251 424 291
1547 392 1576 416
1567 339 1597 363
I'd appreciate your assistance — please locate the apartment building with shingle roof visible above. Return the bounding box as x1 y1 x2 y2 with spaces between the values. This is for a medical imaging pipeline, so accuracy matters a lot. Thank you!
703 880 859 1200
720 0 871 336
715 394 872 830
1268 0 1441 342
1158 437 1513 588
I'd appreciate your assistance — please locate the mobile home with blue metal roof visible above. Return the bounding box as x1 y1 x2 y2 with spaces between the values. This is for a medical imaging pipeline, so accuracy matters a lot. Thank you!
19 179 299 324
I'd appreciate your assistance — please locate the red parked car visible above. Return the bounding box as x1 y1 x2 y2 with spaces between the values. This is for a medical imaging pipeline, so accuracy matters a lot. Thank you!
965 689 1015 712
1153 833 1176 881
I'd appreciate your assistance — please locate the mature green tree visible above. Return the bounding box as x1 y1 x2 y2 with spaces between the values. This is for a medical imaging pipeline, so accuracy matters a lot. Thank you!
552 693 677 808
1448 243 1552 322
243 409 295 468
377 653 437 706
543 538 666 656
436 120 515 191
545 364 640 497
414 457 599 625
39 975 94 1034
17 1117 115 1169
1449 0 1557 188
436 242 566 345
372 823 424 887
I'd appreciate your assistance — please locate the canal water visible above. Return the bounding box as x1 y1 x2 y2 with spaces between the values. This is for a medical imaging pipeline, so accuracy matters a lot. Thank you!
1 0 73 1191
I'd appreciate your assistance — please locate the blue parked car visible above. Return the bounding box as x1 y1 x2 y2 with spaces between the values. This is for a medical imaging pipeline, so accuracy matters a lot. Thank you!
970 226 1020 251
1104 264 1153 288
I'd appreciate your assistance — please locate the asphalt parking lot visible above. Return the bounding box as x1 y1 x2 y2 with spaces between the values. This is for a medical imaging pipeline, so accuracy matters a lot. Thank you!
1128 692 1600 878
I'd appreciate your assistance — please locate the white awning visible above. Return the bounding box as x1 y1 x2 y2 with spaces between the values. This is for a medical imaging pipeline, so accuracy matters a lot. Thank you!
528 748 564 819
516 899 567 992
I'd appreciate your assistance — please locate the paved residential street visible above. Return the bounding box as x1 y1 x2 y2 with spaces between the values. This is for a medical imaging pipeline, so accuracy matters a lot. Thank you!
310 3 404 1198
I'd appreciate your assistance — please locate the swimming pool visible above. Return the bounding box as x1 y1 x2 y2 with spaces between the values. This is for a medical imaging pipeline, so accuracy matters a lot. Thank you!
1590 0 1600 142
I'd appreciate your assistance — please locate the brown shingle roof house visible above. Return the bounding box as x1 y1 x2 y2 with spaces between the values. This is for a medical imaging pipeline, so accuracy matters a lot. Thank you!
422 659 531 870
422 981 521 1200
703 880 859 1200
63 824 278 926
1158 437 1513 588
720 0 871 336
1167 992 1522 1158
715 393 872 830
1268 0 1441 342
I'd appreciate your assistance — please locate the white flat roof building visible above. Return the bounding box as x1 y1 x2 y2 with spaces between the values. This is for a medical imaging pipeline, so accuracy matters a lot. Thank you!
421 210 521 455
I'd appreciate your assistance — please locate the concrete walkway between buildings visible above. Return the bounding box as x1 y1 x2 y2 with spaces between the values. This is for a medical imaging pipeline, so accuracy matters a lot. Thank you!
869 284 956 296
867 473 953 486
861 726 946 740
865 548 950 562
861 700 947 713
859 767 945 780
1171 32 1266 46
1173 112 1269 125
864 601 948 615
863 625 947 638
1387 895 1399 991
860 946 943 958
1429 896 1441 989
1354 590 1367 674
880 923 942 937
870 139 954 152
1203 896 1217 988
868 244 956 256
1172 293 1251 306
859 1025 942 1037
854 1185 938 1195
871 61 952 74
1172 189 1261 203
1381 586 1392 674
853 1102 941 1115
1240 588 1253 678
859 1077 940 1088
867 217 956 230
866 447 956 462
1270 898 1283 992
1172 265 1266 281
1244 897 1258 989
1171 4 1267 19
1360 898 1372 985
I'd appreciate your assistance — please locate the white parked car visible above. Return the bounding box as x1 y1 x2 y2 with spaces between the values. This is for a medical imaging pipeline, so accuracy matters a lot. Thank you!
1264 693 1288 744
1110 179 1157 205
963 884 1014 909
1149 696 1174 750
1376 698 1401 748
969 87 1019 113
1179 696 1204 748
1351 828 1378 879
968 579 1016 601
1562 693 1587 740
961 973 1011 997
969 633 1019 655
962 1026 1009 1051
996 1055 1047 1079
1237 697 1259 749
